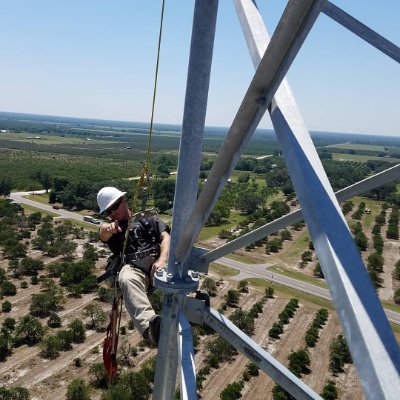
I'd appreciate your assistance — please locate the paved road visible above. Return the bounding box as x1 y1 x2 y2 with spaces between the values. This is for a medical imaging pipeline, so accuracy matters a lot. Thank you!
8 193 400 325
216 257 400 325
9 190 95 224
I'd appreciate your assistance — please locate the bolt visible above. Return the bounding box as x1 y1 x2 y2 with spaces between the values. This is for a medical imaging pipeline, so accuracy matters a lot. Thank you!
166 273 173 282
156 268 163 277
191 271 199 279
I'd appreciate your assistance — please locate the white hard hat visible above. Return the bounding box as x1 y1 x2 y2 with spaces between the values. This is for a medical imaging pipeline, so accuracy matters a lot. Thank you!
97 187 127 214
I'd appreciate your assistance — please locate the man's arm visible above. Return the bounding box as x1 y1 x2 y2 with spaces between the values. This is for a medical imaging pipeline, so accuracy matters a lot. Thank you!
151 231 170 277
99 221 121 242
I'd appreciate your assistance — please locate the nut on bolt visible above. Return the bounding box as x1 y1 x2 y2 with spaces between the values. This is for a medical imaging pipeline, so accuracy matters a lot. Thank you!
166 273 173 282
191 271 199 279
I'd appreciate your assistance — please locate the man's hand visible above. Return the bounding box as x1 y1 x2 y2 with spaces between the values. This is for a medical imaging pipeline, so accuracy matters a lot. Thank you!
99 221 122 242
150 260 165 281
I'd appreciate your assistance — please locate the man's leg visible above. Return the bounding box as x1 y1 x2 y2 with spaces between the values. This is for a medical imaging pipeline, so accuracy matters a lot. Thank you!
118 264 155 336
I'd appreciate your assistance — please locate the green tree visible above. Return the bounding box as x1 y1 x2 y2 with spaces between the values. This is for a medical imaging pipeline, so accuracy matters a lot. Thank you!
392 260 400 280
68 319 86 343
20 256 45 275
237 280 249 293
321 380 338 400
265 286 275 298
394 288 400 304
83 303 107 330
236 192 263 215
1 281 17 296
229 308 254 335
220 381 243 400
40 335 62 359
0 333 11 361
354 231 368 251
2 300 12 312
66 379 90 400
89 363 107 388
225 290 240 307
47 312 62 328
14 315 46 346
288 349 311 377
301 251 313 262
200 277 217 297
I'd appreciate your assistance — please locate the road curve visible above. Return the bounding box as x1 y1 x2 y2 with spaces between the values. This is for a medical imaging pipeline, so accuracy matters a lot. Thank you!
9 190 95 224
216 256 400 325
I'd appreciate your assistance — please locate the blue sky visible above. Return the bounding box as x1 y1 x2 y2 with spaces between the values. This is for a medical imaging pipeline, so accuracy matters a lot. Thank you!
0 1 399 135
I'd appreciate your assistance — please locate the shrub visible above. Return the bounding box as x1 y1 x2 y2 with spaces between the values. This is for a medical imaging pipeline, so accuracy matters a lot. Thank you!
321 380 338 400
269 322 284 339
47 312 62 328
225 290 240 307
2 300 12 313
237 280 249 293
220 381 244 400
394 288 400 304
66 379 90 400
40 335 62 359
1 281 17 296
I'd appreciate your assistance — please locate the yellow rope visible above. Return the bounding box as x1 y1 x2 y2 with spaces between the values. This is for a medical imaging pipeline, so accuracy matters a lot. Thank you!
131 0 166 212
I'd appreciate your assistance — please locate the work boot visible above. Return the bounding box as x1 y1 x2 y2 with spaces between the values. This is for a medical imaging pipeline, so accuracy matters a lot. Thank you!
143 315 161 347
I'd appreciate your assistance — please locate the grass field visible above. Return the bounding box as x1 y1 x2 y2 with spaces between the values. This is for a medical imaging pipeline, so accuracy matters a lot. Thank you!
351 196 382 228
332 152 400 163
268 264 327 288
275 230 311 264
0 131 116 145
327 143 386 151
20 203 59 217
198 211 247 241
209 262 240 277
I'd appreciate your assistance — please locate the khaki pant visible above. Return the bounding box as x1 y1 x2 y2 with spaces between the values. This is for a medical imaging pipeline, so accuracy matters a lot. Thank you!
118 264 155 336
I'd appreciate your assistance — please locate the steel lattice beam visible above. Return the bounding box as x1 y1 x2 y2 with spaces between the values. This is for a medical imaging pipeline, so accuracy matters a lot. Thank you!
175 0 329 264
233 1 400 398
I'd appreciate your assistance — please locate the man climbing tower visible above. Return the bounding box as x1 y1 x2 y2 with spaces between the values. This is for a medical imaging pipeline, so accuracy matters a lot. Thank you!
97 186 170 347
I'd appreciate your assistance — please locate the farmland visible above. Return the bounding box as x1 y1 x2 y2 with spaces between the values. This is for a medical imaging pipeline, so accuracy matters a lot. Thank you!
0 112 400 399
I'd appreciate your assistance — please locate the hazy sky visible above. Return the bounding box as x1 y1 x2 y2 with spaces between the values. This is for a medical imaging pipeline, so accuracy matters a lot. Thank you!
0 1 399 135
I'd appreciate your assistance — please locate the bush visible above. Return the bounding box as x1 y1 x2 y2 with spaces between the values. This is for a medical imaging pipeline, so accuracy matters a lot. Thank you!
1 281 17 296
321 380 338 400
269 322 284 339
237 280 249 293
0 387 29 400
201 277 217 296
393 260 400 280
40 335 62 359
2 300 12 312
66 379 90 400
47 312 62 328
246 362 259 377
265 286 274 298
288 349 311 377
68 319 86 343
394 288 400 304
225 290 240 307
220 381 243 400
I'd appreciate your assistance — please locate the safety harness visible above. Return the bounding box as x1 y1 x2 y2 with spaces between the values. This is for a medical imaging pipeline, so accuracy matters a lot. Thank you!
98 211 164 383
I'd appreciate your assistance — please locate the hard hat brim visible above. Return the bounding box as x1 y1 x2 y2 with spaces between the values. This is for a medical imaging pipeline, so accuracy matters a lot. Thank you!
100 192 127 214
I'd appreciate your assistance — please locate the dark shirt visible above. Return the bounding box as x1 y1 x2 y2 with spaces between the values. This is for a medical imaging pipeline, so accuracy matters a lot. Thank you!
105 216 167 257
